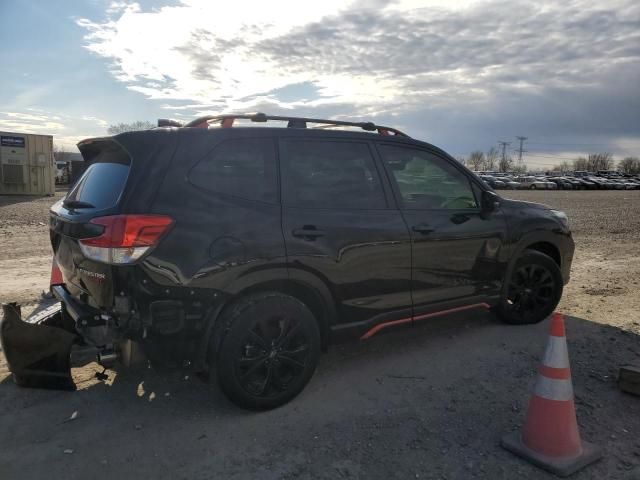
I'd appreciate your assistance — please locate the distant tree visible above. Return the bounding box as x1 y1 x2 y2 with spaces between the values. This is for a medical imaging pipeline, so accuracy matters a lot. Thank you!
573 157 589 171
498 154 514 173
586 152 614 171
468 151 485 171
511 164 527 174
552 161 572 172
455 156 467 166
618 156 640 175
572 153 614 172
484 147 499 171
107 121 155 135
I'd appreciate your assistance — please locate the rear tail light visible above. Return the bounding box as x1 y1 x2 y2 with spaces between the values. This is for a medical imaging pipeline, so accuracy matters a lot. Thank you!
79 215 174 264
50 257 64 287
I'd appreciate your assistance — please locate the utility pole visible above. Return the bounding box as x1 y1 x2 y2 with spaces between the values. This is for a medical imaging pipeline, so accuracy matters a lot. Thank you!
498 141 511 164
515 136 527 166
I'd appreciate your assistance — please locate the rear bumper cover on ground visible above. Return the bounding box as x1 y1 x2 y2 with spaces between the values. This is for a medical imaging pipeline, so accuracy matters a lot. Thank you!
1 286 122 390
0 302 78 390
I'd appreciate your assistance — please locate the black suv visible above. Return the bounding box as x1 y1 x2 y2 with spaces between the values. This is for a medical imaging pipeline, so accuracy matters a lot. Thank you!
0 114 574 410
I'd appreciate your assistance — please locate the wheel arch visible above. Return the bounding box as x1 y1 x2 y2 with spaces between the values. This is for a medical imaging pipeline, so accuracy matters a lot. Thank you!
238 279 334 349
525 241 561 268
195 272 336 371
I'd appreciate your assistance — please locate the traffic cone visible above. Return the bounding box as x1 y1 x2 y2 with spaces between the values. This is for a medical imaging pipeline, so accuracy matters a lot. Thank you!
501 312 602 477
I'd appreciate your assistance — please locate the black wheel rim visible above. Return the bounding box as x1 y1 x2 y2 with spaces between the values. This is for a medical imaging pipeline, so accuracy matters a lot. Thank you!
235 315 309 398
506 264 556 320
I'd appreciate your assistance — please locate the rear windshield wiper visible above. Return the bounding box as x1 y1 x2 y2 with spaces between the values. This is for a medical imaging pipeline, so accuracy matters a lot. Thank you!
62 199 96 209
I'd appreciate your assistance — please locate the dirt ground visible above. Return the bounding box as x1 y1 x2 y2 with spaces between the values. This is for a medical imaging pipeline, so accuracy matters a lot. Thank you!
0 189 639 480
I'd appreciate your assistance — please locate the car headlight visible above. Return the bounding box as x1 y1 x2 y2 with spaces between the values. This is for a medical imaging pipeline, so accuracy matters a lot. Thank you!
550 209 570 229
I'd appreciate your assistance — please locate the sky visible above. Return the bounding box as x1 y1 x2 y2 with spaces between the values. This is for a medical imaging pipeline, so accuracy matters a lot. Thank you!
0 0 638 169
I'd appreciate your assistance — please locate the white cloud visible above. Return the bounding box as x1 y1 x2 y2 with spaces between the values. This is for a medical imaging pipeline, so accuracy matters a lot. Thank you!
0 111 110 150
1 112 55 123
70 0 639 163
76 0 353 107
81 116 109 128
75 1 639 112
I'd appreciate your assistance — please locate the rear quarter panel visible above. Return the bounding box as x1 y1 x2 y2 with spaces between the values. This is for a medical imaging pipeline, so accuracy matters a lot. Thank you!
140 129 287 293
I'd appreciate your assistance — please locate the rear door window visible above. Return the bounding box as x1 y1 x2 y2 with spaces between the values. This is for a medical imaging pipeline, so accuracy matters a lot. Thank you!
189 138 277 203
280 140 387 209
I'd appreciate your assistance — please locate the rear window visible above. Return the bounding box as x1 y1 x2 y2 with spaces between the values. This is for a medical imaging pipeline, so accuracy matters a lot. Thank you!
67 140 132 209
66 162 130 209
188 138 277 203
280 140 386 209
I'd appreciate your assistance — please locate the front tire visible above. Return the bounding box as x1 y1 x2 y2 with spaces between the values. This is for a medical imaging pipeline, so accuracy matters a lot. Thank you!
496 250 563 325
214 292 321 410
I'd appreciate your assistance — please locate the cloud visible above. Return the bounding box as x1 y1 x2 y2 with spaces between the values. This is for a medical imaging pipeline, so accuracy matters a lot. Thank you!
0 111 66 132
81 116 109 128
0 111 110 150
74 0 640 163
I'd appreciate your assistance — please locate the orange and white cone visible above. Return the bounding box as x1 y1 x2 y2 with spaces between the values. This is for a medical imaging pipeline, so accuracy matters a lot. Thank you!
501 312 602 477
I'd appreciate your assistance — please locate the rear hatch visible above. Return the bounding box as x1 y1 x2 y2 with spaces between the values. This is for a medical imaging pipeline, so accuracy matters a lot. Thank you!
50 139 132 308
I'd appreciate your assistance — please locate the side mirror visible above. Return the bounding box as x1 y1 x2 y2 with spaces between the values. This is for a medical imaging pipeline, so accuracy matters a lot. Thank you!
481 190 500 213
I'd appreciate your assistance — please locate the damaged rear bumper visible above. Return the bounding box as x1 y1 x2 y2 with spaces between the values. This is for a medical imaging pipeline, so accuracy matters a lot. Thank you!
0 286 116 390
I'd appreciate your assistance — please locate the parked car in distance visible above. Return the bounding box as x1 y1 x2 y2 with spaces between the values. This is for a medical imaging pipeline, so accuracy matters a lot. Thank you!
548 177 573 190
499 176 520 190
479 175 506 189
586 176 609 189
597 170 621 178
572 178 597 189
604 179 626 190
536 177 558 190
514 176 550 189
0 113 575 410
614 179 639 189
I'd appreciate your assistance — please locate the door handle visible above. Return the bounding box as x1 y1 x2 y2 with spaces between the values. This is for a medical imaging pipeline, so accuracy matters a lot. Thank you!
412 224 434 234
292 227 326 240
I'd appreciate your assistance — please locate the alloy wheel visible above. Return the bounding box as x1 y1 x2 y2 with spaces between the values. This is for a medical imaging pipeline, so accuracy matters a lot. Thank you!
235 316 310 398
506 264 556 321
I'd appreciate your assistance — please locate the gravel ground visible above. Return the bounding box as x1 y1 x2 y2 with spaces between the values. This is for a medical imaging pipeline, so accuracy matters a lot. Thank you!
0 190 639 480
0 190 65 306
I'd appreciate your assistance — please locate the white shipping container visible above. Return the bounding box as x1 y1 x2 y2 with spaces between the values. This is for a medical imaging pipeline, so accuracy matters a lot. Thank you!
0 131 55 195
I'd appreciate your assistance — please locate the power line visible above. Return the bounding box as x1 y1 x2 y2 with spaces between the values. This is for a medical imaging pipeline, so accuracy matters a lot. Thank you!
527 141 613 146
525 153 585 161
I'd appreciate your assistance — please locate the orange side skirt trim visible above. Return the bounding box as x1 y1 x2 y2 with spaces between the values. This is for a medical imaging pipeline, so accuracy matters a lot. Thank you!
360 302 491 340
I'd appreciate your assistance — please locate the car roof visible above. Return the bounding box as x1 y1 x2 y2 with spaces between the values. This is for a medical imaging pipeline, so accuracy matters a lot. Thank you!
81 124 458 164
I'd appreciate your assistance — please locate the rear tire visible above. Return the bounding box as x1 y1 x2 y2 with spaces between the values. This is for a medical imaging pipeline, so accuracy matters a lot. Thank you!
214 292 321 410
496 250 563 325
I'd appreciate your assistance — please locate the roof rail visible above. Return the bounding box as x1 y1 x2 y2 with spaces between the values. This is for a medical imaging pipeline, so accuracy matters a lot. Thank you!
157 112 409 137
